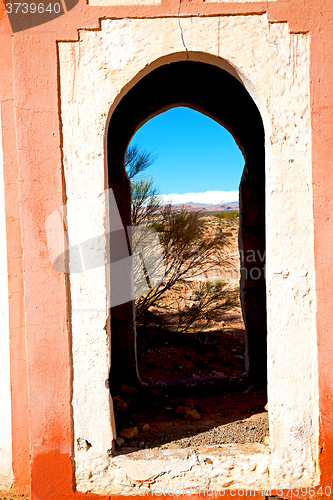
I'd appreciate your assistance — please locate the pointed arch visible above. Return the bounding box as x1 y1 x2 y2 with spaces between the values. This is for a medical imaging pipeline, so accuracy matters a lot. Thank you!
107 58 266 389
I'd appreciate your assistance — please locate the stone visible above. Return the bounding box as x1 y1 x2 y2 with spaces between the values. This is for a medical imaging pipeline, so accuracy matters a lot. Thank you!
138 423 150 432
115 437 124 447
263 435 270 446
184 409 201 421
120 384 137 393
176 405 189 415
113 395 128 408
120 427 139 439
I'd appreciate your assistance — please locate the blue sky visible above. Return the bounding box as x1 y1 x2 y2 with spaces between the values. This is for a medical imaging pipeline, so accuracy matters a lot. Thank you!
127 106 245 196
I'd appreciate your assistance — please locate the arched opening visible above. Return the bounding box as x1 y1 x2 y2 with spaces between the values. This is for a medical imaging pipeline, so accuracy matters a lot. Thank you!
126 106 246 385
107 60 266 399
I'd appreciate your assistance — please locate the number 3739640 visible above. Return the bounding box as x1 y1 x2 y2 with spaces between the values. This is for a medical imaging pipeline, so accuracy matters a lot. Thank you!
5 2 61 14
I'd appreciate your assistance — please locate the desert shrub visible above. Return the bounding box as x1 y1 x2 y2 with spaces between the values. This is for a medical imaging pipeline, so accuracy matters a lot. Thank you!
201 278 227 294
135 206 236 326
151 221 164 232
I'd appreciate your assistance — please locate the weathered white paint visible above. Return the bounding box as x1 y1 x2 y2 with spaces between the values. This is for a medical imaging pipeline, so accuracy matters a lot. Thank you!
59 14 318 493
0 103 13 488
58 120 116 474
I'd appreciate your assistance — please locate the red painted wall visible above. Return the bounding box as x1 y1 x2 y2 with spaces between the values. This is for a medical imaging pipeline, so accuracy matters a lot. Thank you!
1 0 333 497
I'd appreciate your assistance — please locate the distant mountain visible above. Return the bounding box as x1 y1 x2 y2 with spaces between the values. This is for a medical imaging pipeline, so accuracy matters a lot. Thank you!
160 190 239 206
137 201 239 217
168 202 239 213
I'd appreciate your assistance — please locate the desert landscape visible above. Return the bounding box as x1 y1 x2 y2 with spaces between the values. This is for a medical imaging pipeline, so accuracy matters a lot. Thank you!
112 211 269 455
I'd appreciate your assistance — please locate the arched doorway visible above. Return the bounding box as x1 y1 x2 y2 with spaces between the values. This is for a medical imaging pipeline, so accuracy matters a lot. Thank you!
107 59 266 391
59 20 317 486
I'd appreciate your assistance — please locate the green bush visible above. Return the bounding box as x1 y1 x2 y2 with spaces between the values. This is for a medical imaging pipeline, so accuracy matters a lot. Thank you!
201 279 227 294
151 222 164 232
215 211 239 220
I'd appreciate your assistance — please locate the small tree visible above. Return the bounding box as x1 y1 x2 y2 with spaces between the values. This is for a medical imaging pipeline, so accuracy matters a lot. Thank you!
135 205 238 330
125 145 157 180
125 145 238 333
125 145 161 226
130 176 161 226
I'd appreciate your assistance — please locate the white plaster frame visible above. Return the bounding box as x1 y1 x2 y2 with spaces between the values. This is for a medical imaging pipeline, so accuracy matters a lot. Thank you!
58 14 319 494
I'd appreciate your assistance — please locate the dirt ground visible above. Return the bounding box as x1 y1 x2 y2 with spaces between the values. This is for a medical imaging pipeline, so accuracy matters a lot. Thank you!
137 307 246 382
113 382 268 455
113 213 269 455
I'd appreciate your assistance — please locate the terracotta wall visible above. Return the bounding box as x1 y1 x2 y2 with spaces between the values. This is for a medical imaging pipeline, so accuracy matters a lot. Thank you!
0 0 333 497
